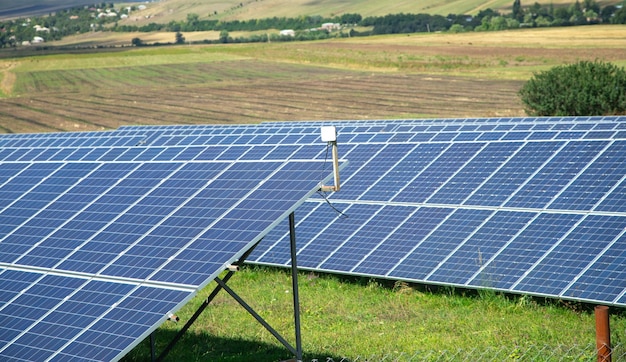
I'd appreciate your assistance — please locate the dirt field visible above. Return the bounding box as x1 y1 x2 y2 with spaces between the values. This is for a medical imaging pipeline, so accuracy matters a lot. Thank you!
0 59 524 133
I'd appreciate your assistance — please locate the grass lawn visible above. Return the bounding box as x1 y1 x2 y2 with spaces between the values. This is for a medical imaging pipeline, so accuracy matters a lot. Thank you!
122 267 626 361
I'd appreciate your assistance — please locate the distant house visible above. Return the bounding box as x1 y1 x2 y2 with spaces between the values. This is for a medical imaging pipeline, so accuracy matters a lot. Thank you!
97 11 117 18
34 25 50 32
321 23 340 31
279 29 295 37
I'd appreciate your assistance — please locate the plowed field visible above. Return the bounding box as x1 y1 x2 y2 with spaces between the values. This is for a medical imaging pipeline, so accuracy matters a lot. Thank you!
0 58 524 133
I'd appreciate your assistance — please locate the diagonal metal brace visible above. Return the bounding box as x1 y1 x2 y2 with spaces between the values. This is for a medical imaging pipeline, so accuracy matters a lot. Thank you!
154 211 304 361
155 241 260 362
214 277 298 356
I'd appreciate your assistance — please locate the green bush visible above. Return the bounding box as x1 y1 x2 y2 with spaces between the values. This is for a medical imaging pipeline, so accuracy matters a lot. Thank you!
519 60 626 116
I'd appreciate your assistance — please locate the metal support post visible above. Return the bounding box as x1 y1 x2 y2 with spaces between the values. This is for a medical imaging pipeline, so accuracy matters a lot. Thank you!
595 305 611 362
150 332 156 362
289 212 303 362
152 209 309 362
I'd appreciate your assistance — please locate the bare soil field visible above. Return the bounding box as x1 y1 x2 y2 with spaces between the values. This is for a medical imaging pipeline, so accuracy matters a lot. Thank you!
0 59 523 133
0 26 624 134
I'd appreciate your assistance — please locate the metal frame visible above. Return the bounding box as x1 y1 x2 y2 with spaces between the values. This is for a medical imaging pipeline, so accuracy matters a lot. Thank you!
152 211 303 362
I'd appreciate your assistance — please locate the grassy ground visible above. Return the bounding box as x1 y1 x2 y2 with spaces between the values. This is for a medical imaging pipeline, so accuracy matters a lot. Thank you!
122 266 626 361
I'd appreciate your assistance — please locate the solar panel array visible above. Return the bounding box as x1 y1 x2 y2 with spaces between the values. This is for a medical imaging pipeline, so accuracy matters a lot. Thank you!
117 116 626 307
0 131 341 360
2 115 626 360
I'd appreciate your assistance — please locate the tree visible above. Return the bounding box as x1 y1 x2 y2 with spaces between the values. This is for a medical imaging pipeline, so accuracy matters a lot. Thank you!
600 5 617 22
340 13 362 25
612 6 626 24
186 13 199 30
131 37 143 46
553 7 571 23
512 0 523 21
569 0 587 24
219 29 230 43
583 0 600 13
519 60 626 116
448 24 465 33
175 31 185 44
490 16 508 30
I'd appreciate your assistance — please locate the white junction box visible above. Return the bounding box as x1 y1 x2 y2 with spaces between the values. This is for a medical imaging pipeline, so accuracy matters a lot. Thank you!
320 126 337 142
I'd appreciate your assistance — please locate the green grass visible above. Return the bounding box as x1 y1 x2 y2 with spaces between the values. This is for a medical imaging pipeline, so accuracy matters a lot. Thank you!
11 47 247 72
122 267 626 361
9 56 351 95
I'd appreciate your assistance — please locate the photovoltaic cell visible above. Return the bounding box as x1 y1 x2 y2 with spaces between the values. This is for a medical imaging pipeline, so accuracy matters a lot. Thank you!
427 210 536 285
319 205 415 272
513 215 626 296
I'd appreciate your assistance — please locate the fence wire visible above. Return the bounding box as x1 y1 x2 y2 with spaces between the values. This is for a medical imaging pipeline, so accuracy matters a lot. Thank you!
309 343 626 361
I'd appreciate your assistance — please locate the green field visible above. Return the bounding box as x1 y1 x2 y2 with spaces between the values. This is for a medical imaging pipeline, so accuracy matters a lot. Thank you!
122 267 626 361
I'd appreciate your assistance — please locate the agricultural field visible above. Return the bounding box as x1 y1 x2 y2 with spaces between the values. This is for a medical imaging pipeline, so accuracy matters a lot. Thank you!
1 25 625 134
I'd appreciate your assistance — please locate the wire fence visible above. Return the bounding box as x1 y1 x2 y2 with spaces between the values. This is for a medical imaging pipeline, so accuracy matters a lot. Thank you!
310 343 626 361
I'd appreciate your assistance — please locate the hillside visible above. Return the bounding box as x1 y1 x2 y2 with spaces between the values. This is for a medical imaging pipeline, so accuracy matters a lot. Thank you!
1 0 622 23
116 0 622 25
0 0 129 20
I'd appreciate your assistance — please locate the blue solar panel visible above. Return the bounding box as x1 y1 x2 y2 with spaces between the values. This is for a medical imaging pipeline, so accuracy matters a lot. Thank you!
204 116 626 307
463 142 563 207
427 210 536 285
388 208 494 280
0 146 343 361
513 215 626 296
109 117 626 302
564 232 626 303
549 140 626 210
320 205 415 273
504 141 607 209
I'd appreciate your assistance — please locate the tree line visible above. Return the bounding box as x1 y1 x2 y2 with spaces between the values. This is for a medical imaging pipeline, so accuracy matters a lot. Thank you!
1 0 626 48
0 2 124 47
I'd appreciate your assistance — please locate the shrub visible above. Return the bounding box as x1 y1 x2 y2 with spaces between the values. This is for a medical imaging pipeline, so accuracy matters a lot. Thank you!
519 60 626 116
